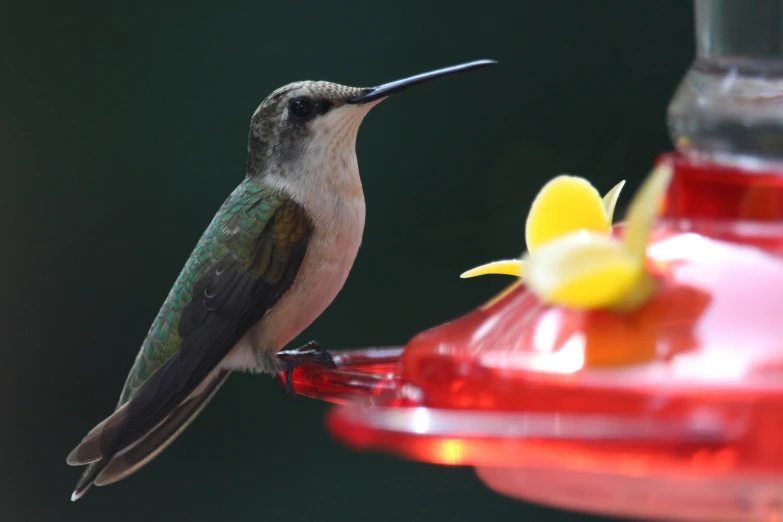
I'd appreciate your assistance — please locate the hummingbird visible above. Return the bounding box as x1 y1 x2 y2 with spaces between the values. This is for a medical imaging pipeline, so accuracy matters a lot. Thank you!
66 59 496 500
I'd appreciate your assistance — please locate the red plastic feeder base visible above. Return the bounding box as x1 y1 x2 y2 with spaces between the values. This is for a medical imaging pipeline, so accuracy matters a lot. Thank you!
279 152 783 522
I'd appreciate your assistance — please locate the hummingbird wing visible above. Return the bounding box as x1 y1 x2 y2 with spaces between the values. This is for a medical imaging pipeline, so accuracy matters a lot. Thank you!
116 183 309 407
67 182 312 498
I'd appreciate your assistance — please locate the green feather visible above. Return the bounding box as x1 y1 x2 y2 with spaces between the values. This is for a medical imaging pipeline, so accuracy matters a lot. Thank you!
116 179 294 407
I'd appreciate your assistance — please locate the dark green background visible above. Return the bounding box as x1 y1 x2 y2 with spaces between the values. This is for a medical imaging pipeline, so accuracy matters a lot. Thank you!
1 1 693 521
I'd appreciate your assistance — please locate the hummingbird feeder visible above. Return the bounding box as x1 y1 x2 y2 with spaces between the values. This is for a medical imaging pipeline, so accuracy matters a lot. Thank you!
277 2 783 520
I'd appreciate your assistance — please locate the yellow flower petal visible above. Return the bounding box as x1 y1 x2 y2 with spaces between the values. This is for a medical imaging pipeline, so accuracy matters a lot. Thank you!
623 163 673 262
601 180 626 224
460 259 524 278
525 176 612 252
524 231 644 309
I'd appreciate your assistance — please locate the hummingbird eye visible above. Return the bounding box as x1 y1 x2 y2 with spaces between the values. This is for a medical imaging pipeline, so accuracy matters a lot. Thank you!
288 98 316 120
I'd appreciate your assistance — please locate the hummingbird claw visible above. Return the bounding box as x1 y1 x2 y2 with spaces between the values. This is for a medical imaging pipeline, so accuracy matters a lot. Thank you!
276 341 338 396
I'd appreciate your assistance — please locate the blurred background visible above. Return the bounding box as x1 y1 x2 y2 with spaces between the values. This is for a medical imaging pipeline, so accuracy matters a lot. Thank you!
0 1 693 521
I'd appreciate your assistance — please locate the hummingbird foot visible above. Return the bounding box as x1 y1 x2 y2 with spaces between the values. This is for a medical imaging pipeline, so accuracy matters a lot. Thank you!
276 341 338 395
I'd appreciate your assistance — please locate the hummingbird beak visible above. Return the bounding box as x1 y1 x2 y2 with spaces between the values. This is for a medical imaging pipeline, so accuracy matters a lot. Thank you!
346 59 497 104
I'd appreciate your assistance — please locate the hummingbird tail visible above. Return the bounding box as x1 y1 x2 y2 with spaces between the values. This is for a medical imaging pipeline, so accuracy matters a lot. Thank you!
67 368 229 499
93 370 230 488
70 460 108 501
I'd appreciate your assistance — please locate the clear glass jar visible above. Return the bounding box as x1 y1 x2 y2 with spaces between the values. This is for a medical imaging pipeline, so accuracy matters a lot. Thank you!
668 0 783 172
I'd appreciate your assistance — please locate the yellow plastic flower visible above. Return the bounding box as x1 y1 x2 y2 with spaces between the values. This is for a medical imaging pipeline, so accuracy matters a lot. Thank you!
461 163 673 312
461 175 626 279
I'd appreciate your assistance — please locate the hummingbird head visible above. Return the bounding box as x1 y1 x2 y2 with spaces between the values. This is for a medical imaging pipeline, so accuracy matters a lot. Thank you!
245 60 496 180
